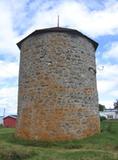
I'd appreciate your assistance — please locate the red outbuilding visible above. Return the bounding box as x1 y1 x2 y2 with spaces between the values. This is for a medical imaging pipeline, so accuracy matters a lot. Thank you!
3 115 17 128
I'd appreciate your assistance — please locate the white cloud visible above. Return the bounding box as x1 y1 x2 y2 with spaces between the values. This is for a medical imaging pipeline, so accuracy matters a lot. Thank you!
103 42 118 60
9 0 118 41
0 60 19 79
97 64 118 79
110 90 118 97
99 100 114 109
97 80 116 94
0 1 19 56
0 0 118 57
97 63 118 108
0 60 18 115
0 87 18 116
22 0 118 38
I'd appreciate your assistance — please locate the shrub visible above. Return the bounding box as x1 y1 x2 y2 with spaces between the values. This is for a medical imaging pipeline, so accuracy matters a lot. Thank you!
0 124 3 129
100 116 106 121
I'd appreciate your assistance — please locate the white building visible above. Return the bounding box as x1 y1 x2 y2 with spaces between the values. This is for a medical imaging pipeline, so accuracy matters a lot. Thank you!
100 109 118 119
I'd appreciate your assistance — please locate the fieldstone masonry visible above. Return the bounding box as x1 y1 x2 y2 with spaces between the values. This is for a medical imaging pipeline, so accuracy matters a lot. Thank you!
16 27 100 141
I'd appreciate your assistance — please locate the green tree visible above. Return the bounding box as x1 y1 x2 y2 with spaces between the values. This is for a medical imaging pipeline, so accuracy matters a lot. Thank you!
114 99 118 109
99 104 105 111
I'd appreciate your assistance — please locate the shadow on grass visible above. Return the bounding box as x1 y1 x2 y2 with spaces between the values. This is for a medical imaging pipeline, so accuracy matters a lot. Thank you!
0 128 83 149
0 148 35 160
8 134 83 149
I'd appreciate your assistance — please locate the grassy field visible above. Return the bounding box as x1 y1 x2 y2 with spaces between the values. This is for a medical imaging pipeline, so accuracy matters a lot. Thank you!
0 120 118 160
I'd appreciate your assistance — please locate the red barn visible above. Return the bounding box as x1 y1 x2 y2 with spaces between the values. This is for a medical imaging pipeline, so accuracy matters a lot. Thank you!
3 115 17 128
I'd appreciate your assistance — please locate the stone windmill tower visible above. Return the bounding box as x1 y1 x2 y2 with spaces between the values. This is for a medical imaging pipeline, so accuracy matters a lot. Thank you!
16 27 100 141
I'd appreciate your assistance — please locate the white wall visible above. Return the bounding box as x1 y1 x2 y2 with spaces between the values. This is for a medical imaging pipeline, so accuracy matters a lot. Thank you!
100 110 118 119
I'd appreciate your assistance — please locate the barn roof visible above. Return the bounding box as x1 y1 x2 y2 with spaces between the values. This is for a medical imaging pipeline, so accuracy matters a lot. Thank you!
17 27 98 50
3 115 17 120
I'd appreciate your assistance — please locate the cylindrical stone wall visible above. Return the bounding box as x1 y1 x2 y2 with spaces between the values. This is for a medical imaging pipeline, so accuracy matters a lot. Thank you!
16 29 100 141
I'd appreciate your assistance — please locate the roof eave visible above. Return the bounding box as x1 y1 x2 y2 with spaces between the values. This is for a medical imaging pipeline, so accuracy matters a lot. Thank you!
17 27 98 50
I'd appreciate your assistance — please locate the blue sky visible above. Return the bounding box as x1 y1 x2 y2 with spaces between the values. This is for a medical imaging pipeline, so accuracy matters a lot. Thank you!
0 0 118 116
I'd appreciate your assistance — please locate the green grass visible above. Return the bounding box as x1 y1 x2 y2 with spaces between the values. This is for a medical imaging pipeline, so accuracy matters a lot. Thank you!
0 120 118 160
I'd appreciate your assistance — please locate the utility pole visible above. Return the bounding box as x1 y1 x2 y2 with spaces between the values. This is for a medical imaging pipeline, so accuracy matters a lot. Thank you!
57 15 60 27
3 108 5 117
